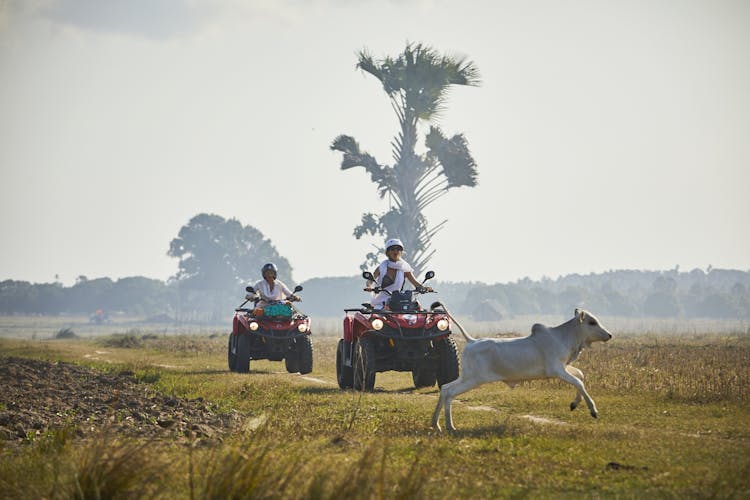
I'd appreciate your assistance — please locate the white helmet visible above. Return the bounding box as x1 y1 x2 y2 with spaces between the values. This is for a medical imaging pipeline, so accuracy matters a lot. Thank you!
384 238 404 251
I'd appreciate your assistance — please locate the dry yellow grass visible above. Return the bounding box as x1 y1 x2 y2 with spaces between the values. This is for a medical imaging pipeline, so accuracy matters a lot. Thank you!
1 324 749 498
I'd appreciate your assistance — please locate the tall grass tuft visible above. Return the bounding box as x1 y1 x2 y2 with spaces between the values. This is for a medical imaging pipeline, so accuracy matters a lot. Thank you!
102 333 143 348
0 429 168 500
195 439 432 499
70 433 167 499
198 441 302 499
312 445 430 500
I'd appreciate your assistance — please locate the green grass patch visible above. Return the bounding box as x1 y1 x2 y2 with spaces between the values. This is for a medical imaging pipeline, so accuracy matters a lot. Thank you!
1 330 749 498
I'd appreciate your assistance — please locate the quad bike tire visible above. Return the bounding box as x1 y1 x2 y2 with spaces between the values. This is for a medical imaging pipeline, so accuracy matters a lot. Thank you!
227 334 238 372
235 334 251 373
353 337 376 392
336 339 353 389
411 368 437 388
296 335 313 375
436 337 460 387
284 352 300 374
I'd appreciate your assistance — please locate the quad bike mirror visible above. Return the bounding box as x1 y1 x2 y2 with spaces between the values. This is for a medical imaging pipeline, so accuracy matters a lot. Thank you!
245 286 255 294
362 271 375 282
423 271 435 282
293 285 303 293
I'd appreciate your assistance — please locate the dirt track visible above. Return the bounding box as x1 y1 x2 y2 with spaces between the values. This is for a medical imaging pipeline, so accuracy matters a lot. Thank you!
0 356 239 445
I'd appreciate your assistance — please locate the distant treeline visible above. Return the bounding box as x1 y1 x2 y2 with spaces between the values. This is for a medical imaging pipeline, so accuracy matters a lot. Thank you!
1 268 749 321
455 268 750 320
0 277 177 317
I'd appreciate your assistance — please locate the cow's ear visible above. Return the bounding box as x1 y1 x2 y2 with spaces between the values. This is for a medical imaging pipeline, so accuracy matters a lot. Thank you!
577 309 586 323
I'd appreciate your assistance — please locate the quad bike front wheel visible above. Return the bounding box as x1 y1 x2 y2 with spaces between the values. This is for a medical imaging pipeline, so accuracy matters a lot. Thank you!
284 352 300 374
436 337 460 387
336 339 353 389
296 335 313 375
227 334 238 372
353 337 376 392
235 334 251 373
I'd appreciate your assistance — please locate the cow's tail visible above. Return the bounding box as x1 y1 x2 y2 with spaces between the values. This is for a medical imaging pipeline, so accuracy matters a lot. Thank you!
432 301 476 343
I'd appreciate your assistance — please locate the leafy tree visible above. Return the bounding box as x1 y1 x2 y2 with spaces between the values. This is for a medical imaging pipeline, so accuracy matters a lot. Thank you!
696 293 740 318
331 42 480 272
65 277 114 314
0 280 35 314
644 275 682 317
108 277 177 316
168 213 293 290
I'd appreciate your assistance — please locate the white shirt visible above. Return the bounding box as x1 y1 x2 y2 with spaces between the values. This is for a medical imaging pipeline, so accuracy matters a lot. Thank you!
370 259 414 308
253 279 293 302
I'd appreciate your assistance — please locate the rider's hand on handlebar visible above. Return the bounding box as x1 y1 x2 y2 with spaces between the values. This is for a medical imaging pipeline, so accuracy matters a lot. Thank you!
289 294 301 302
245 293 255 300
416 286 434 294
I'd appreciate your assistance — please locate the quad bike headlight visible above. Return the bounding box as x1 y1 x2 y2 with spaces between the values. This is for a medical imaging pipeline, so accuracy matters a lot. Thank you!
371 318 384 330
297 323 308 333
248 321 259 331
436 319 449 331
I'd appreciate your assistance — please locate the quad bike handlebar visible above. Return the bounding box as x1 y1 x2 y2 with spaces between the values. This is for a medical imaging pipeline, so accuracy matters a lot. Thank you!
361 270 436 295
363 286 435 294
235 283 304 312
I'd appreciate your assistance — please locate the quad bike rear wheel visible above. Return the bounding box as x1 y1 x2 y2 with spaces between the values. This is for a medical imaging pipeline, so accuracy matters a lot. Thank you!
336 339 353 389
412 367 437 388
353 337 376 392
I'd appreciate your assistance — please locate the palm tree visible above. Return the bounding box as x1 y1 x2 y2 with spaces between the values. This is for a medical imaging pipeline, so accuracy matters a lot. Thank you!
331 42 480 273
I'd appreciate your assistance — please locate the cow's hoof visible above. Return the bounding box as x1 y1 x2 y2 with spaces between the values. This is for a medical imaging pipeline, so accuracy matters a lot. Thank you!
591 411 598 418
570 402 578 411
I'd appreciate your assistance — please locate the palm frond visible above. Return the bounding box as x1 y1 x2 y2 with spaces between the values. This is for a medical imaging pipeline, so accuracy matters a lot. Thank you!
357 49 402 96
331 135 399 194
329 136 377 172
425 126 478 188
353 213 384 239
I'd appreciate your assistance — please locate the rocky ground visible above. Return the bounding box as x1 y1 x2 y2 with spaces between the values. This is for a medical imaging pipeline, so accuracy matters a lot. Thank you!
0 356 240 446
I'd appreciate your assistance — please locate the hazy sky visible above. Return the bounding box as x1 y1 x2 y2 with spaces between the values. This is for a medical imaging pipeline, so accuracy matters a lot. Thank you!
1 0 748 286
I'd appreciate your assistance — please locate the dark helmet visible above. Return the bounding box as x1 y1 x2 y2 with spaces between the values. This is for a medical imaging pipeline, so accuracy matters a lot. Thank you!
261 263 278 277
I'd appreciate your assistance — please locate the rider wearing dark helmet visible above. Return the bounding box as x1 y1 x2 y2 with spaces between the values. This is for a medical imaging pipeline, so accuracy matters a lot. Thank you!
247 263 300 307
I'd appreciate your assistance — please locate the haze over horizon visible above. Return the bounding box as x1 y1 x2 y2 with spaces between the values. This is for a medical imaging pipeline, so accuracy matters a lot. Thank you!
1 0 748 287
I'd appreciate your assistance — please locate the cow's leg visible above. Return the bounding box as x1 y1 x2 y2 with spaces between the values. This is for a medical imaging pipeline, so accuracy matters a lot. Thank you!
432 388 445 431
439 376 484 431
556 367 598 418
565 365 585 411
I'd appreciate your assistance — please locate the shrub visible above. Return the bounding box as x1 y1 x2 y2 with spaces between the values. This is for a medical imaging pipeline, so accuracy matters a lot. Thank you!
55 328 78 340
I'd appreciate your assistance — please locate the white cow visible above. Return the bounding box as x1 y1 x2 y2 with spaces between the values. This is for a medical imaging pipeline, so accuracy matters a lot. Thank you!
432 308 612 432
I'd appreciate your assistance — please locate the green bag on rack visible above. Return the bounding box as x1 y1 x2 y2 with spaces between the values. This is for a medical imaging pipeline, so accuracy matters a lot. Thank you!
264 303 293 318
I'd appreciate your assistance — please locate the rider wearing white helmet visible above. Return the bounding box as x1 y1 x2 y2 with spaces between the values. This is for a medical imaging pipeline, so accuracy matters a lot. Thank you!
248 262 300 307
369 238 433 308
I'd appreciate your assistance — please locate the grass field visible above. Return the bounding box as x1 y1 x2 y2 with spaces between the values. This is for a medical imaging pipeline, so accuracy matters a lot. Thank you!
1 315 749 498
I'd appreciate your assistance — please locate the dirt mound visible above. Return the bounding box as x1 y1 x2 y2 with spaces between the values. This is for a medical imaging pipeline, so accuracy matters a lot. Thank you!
0 356 240 445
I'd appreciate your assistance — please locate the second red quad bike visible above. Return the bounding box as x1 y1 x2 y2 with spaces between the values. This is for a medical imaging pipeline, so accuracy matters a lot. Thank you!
228 285 313 374
337 271 460 391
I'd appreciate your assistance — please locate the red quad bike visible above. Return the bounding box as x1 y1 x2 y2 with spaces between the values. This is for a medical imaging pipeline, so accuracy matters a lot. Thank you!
337 271 460 391
227 284 313 374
